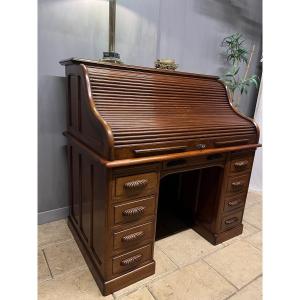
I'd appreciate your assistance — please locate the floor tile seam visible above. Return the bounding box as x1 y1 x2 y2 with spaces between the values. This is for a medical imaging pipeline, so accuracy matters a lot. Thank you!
43 264 88 282
38 237 74 250
154 244 182 269
147 285 159 300
243 233 262 251
218 228 261 250
240 239 262 257
112 268 179 299
38 277 53 285
205 239 262 262
190 244 226 260
202 241 262 289
42 248 53 279
224 274 263 300
146 256 239 298
116 286 157 300
202 245 230 258
242 220 261 232
201 258 239 291
147 267 180 286
157 243 226 270
158 241 227 270
242 219 262 231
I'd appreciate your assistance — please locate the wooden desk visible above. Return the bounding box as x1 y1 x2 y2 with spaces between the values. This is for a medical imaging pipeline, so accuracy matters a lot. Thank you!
60 58 260 295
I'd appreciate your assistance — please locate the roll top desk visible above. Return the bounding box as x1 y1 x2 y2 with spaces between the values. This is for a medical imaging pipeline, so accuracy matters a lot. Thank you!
60 58 261 295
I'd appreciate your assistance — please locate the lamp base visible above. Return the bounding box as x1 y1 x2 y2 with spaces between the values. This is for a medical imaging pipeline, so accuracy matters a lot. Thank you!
101 51 122 64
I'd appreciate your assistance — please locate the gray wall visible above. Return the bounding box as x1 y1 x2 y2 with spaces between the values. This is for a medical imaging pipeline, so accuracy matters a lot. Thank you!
38 0 262 223
250 77 262 192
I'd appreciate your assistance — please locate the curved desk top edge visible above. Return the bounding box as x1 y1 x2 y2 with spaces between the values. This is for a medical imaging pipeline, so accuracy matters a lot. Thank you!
65 132 261 169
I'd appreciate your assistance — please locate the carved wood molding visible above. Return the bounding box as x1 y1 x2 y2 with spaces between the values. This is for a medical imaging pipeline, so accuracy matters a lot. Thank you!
121 231 145 243
122 206 146 217
120 254 142 266
234 160 249 171
231 181 245 191
228 199 242 207
124 179 148 190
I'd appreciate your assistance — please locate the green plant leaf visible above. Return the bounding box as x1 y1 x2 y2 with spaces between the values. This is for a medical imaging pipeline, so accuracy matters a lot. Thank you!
233 67 240 75
221 32 260 98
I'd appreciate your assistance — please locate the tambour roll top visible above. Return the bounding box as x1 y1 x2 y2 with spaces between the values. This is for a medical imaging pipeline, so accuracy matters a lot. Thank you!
60 58 259 160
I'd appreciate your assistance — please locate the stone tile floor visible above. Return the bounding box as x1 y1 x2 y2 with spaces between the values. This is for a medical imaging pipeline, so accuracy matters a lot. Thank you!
38 191 262 300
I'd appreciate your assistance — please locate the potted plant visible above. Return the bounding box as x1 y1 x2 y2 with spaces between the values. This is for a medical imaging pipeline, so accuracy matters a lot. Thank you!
220 33 260 108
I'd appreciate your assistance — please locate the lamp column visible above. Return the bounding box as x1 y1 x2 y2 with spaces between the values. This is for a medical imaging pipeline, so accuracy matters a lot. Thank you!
102 0 122 63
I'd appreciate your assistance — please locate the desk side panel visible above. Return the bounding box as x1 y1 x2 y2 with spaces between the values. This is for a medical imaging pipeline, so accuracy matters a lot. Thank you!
65 64 113 159
67 137 110 278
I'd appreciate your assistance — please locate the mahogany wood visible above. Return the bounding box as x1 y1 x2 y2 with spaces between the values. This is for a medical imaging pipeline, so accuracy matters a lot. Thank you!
60 58 260 295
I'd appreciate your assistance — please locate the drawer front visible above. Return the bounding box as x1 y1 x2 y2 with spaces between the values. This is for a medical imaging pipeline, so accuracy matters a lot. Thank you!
112 244 153 275
221 210 244 232
224 193 247 213
113 196 156 225
230 156 253 173
163 153 226 170
226 174 250 194
114 172 158 200
113 222 154 251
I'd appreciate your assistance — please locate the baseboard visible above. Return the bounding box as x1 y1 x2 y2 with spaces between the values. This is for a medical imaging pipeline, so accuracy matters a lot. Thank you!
248 188 262 194
38 206 69 224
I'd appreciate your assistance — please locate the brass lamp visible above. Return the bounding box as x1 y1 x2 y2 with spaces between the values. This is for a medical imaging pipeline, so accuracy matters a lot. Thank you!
101 0 122 64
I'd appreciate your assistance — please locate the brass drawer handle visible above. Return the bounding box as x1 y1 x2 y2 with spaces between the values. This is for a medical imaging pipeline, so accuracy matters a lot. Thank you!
124 179 148 190
231 181 245 191
120 254 142 266
228 199 242 207
122 206 145 217
225 217 239 225
121 231 145 243
234 160 249 170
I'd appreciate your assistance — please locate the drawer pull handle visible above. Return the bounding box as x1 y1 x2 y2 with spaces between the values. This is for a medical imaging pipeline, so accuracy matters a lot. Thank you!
231 181 245 191
196 143 207 150
228 199 242 207
225 217 239 225
120 254 142 266
122 206 145 217
124 179 148 190
121 231 145 243
234 160 249 170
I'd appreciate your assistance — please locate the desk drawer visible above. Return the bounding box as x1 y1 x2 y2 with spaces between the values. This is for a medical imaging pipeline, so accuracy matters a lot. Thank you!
221 210 244 231
113 196 156 225
112 244 153 275
114 172 158 200
224 193 247 213
163 153 226 170
113 222 154 251
230 156 253 173
226 174 250 194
